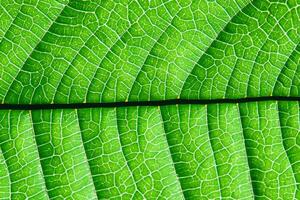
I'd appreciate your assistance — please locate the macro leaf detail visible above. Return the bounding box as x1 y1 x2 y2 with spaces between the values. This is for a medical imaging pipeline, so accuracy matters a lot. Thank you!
0 0 300 199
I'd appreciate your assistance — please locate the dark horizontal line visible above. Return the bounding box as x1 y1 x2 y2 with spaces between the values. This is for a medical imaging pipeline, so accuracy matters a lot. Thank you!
0 96 299 110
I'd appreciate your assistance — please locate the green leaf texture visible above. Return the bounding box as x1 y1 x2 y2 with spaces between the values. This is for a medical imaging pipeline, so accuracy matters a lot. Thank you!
1 0 300 199
0 0 299 104
0 101 299 199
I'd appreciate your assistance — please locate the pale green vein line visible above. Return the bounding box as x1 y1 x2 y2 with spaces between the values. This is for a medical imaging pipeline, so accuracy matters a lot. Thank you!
52 1 107 103
0 145 10 200
0 2 22 45
127 7 183 100
158 105 185 200
237 104 255 199
274 43 300 94
52 32 97 103
276 102 299 198
2 0 70 103
205 105 222 200
288 45 300 96
179 0 252 97
0 134 11 200
115 107 146 199
85 6 152 103
7 110 12 199
74 109 98 199
246 2 296 96
29 110 50 200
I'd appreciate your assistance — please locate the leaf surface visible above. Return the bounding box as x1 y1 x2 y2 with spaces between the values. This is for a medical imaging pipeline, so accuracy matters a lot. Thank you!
1 0 299 103
1 102 300 199
0 0 299 199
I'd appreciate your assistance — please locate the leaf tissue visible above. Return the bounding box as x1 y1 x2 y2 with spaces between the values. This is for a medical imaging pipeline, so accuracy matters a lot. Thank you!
0 0 299 199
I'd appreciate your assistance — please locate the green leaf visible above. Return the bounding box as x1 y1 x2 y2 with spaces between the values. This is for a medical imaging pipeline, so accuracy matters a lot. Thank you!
1 0 299 103
0 0 300 199
1 102 300 199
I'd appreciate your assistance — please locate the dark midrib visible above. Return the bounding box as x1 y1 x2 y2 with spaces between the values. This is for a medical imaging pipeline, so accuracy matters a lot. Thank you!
1 96 299 110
